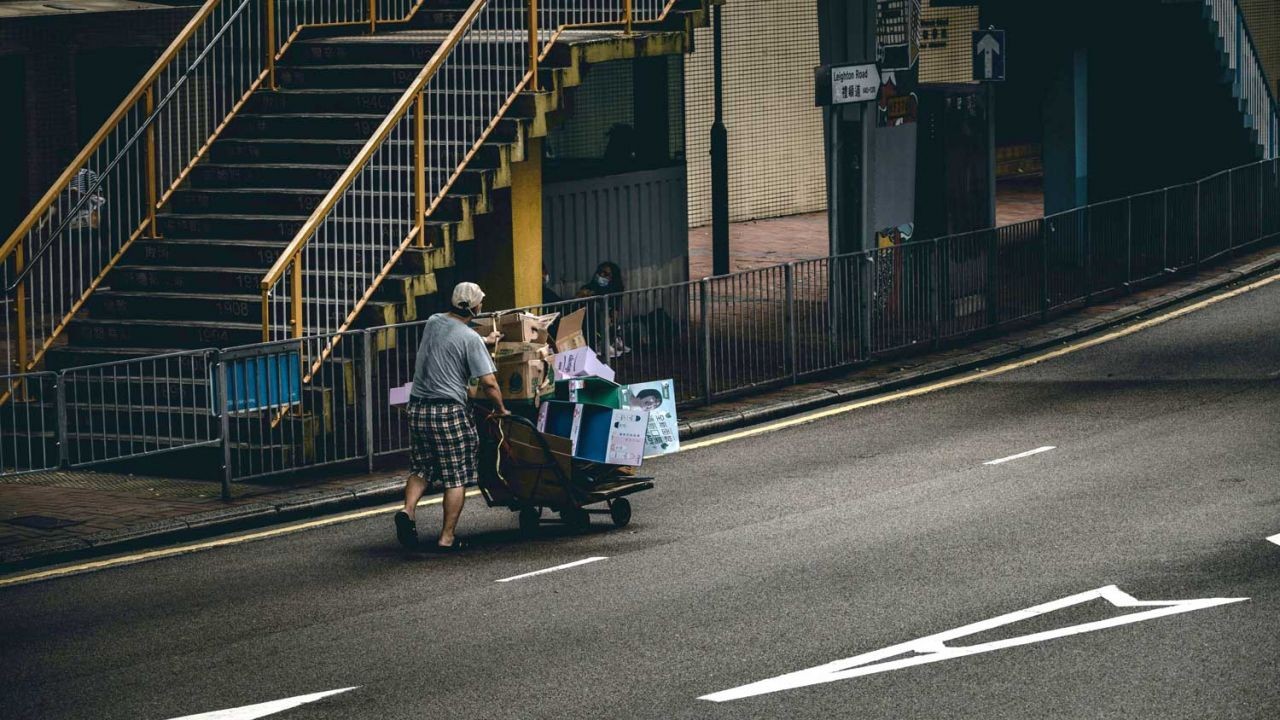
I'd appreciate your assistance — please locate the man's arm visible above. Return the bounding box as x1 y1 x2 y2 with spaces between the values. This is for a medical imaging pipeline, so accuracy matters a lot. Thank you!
476 373 509 415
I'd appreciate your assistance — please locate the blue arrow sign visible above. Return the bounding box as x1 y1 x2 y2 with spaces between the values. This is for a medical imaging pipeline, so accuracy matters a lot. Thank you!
972 29 1006 82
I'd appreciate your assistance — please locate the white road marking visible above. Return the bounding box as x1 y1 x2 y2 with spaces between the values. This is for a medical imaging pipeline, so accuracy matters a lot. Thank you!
984 446 1056 465
165 687 357 719
699 585 1247 702
496 556 608 583
1267 533 1280 546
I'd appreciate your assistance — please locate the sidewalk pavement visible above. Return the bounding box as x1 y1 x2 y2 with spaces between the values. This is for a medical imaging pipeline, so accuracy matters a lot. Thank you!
4 243 1277 574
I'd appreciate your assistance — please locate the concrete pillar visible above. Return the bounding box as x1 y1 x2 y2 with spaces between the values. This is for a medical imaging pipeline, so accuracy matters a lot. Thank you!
477 137 543 310
1044 48 1088 214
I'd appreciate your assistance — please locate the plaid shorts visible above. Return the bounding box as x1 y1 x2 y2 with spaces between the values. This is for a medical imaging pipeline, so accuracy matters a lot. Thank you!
408 399 478 489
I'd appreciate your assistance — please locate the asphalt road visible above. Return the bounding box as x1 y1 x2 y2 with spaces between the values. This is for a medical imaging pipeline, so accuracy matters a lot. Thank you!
3 274 1279 720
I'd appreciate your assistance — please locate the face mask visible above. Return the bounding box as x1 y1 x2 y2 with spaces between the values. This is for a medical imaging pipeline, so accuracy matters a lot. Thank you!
596 275 610 287
543 274 550 285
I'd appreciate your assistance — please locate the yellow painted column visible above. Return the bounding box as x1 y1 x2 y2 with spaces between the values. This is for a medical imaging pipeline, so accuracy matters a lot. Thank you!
507 136 543 308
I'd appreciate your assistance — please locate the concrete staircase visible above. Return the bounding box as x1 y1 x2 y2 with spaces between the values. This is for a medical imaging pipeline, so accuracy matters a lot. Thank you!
6 0 711 479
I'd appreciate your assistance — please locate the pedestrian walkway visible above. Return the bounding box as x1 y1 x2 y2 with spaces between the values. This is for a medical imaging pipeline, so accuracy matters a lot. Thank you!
687 180 1045 278
3 241 1275 573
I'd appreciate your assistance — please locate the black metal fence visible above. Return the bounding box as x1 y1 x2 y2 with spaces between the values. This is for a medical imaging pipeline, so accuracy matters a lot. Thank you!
1 159 1277 487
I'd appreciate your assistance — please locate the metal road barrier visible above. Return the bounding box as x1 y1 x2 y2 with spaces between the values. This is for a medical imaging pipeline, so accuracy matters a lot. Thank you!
0 159 1277 485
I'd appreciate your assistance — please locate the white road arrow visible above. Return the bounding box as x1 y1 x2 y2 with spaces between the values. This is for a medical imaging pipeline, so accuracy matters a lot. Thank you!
164 687 358 720
977 33 1001 79
700 586 1246 702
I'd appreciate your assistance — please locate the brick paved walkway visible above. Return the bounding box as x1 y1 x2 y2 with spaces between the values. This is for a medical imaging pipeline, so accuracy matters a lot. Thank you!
688 181 1045 278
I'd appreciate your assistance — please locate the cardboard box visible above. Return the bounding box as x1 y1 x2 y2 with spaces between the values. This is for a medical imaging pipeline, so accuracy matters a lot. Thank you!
536 400 577 438
495 342 550 360
552 347 615 382
470 316 501 345
554 308 588 351
496 311 557 345
496 354 553 401
553 377 625 409
625 379 680 456
571 405 649 466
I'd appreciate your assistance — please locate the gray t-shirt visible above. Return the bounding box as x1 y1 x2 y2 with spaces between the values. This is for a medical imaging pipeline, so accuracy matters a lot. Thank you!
410 313 497 405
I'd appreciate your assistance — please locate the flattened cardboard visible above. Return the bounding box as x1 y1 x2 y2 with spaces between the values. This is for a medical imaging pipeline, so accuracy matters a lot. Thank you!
572 405 648 466
625 379 680 456
555 308 588 351
552 347 615 382
553 377 624 409
536 400 577 439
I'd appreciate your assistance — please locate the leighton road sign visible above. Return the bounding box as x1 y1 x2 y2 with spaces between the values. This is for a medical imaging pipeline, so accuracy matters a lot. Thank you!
814 63 881 107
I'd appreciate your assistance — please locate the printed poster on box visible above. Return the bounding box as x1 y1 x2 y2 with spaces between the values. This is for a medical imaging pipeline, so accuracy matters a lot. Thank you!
626 379 679 456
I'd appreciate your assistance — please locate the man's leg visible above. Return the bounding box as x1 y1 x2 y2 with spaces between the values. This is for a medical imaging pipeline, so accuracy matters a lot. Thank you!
402 472 428 520
438 486 466 547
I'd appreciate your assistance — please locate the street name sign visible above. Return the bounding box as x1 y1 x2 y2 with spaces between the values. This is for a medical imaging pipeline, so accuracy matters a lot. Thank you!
815 63 881 107
972 28 1006 82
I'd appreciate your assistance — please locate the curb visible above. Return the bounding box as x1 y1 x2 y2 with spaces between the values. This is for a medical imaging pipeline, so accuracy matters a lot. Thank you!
0 478 406 572
5 251 1278 574
677 251 1280 441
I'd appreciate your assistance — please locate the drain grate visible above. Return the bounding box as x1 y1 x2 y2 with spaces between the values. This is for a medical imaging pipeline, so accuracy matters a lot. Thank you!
7 515 83 530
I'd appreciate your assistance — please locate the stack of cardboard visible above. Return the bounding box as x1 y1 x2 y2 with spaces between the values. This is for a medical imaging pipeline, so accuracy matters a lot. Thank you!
470 309 588 403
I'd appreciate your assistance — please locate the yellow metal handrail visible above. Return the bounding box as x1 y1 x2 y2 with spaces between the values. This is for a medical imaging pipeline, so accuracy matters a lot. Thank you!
0 0 432 378
260 0 681 351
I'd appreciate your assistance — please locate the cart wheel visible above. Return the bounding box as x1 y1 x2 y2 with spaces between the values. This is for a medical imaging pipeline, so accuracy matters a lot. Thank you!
561 507 590 531
609 498 632 528
518 507 541 535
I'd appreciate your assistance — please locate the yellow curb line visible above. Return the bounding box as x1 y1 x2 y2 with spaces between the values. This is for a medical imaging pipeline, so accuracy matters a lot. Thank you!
3 268 1276 589
0 490 482 589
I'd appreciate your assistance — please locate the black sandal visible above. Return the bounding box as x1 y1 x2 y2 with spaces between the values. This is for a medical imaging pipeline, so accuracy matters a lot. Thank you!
394 511 418 549
433 537 470 553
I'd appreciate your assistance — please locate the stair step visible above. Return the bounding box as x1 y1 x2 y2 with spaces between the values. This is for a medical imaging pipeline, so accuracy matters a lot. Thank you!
167 187 471 220
187 162 347 190
68 317 264 349
225 113 390 141
284 36 445 66
275 63 430 89
208 137 512 166
125 237 442 273
109 265 432 305
43 346 210 372
87 290 401 328
244 88 405 115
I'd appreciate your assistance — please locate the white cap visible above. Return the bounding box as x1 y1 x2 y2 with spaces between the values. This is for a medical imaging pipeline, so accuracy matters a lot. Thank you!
451 282 485 311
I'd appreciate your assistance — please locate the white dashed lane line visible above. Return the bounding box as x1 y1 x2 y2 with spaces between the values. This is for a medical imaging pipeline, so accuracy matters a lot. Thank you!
983 446 1057 466
495 556 609 583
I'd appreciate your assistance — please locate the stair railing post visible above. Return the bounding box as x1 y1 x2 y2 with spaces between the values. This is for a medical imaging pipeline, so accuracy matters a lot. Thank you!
291 258 303 340
528 0 539 92
362 330 375 474
624 0 633 35
145 83 160 239
369 0 378 34
415 91 426 247
216 351 233 501
14 243 27 377
266 0 277 91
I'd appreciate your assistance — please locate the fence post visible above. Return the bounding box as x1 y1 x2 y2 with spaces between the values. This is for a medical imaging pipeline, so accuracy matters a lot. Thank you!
55 372 68 468
1195 181 1203 267
857 253 871 362
1040 221 1050 320
1125 196 1133 289
362 330 375 474
215 352 232 501
601 295 612 361
985 230 998 327
1228 168 1236 257
700 279 712 405
930 240 941 346
1161 188 1169 274
1083 205 1094 302
784 263 796 384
